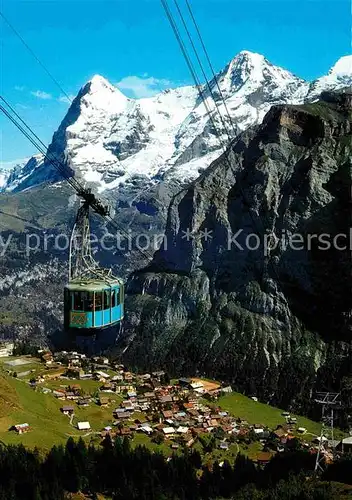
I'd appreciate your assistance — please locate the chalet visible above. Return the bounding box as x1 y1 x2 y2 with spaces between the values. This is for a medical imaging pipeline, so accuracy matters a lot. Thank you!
336 437 352 454
183 403 194 410
101 382 113 391
53 390 66 399
139 425 153 435
254 428 265 437
273 425 289 439
221 386 232 394
123 372 133 382
77 421 91 431
162 427 175 435
122 400 134 410
77 398 91 407
144 392 155 399
13 423 30 434
94 371 110 380
70 384 81 393
0 342 14 357
256 452 273 466
162 410 173 419
99 397 110 407
176 426 189 434
66 392 79 401
118 427 132 436
190 381 204 390
159 395 173 404
61 406 74 416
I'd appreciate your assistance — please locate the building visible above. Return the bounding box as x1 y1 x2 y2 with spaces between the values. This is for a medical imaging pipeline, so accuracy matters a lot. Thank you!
77 421 91 431
337 436 352 454
13 423 30 434
256 452 274 466
99 397 110 407
61 406 75 416
0 342 14 357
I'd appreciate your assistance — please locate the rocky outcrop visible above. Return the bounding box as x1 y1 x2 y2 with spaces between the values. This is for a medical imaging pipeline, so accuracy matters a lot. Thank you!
122 91 352 409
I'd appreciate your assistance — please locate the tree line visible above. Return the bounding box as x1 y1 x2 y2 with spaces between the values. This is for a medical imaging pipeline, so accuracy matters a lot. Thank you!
0 436 351 500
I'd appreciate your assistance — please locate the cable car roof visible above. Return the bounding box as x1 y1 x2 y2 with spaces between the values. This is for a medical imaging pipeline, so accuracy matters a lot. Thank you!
65 277 123 292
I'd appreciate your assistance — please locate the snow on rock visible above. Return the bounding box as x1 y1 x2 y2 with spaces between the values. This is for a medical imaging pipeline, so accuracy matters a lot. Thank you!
3 52 351 193
306 55 352 101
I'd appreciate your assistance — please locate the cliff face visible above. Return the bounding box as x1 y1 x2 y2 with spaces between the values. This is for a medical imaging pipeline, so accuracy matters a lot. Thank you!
122 91 352 408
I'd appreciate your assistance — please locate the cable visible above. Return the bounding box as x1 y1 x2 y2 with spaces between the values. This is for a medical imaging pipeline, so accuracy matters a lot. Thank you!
0 11 73 103
161 0 228 152
172 0 232 144
0 99 157 265
184 0 237 138
161 0 289 294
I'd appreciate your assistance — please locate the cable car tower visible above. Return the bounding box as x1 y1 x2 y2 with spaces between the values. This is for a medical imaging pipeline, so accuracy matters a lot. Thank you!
314 392 341 472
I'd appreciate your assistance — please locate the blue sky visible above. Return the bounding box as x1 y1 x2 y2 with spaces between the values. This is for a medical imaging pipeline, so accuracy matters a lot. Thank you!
1 0 350 164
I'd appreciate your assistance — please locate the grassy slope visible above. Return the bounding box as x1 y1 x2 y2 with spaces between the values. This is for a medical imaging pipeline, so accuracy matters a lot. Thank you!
217 393 345 440
0 373 122 450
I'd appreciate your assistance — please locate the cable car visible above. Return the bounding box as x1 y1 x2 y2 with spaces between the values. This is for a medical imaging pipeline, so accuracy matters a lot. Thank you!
64 197 124 334
64 277 124 330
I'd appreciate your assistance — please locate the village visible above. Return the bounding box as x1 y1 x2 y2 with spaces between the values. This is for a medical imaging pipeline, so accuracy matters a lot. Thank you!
1 344 351 465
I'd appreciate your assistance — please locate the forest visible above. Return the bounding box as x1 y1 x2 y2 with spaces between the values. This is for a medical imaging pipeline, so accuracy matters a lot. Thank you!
0 436 351 500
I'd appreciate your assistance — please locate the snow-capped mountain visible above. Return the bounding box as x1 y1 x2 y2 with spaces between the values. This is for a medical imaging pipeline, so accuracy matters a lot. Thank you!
306 54 352 100
2 51 351 194
0 169 9 189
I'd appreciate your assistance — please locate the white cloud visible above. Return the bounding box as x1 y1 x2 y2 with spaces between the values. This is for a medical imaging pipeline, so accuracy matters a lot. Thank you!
14 85 25 91
30 90 52 100
16 103 30 110
58 94 75 104
116 75 172 98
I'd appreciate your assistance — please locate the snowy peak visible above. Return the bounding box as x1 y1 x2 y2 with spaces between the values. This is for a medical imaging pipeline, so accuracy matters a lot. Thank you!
328 55 352 77
213 50 306 102
78 74 129 114
306 55 352 101
3 51 351 194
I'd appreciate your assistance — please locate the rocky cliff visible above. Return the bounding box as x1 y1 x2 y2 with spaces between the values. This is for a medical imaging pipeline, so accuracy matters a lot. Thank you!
122 90 352 409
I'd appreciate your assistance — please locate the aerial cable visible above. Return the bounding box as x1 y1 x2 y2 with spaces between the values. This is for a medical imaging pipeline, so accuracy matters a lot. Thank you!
172 0 233 144
0 11 72 103
0 100 157 264
184 0 237 138
161 1 289 294
160 0 228 152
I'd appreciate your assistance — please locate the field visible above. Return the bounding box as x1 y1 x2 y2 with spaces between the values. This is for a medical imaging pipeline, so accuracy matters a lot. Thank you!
216 392 345 440
0 372 122 450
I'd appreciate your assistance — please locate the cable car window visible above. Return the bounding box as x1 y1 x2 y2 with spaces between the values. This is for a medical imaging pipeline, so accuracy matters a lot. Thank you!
103 290 110 310
111 289 116 308
73 292 84 311
84 292 93 311
94 292 102 311
116 288 121 306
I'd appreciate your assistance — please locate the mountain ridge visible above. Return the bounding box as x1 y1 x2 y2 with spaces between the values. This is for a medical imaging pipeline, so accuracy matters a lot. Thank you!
2 51 351 195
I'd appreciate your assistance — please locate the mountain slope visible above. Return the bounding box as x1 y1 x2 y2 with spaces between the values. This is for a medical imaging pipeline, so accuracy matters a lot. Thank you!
121 90 352 409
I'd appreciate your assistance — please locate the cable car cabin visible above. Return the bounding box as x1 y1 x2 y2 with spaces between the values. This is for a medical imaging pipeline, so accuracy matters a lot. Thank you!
64 279 124 332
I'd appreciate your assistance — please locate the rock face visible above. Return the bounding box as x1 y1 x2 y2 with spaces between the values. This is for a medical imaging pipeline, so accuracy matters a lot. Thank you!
122 91 352 408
